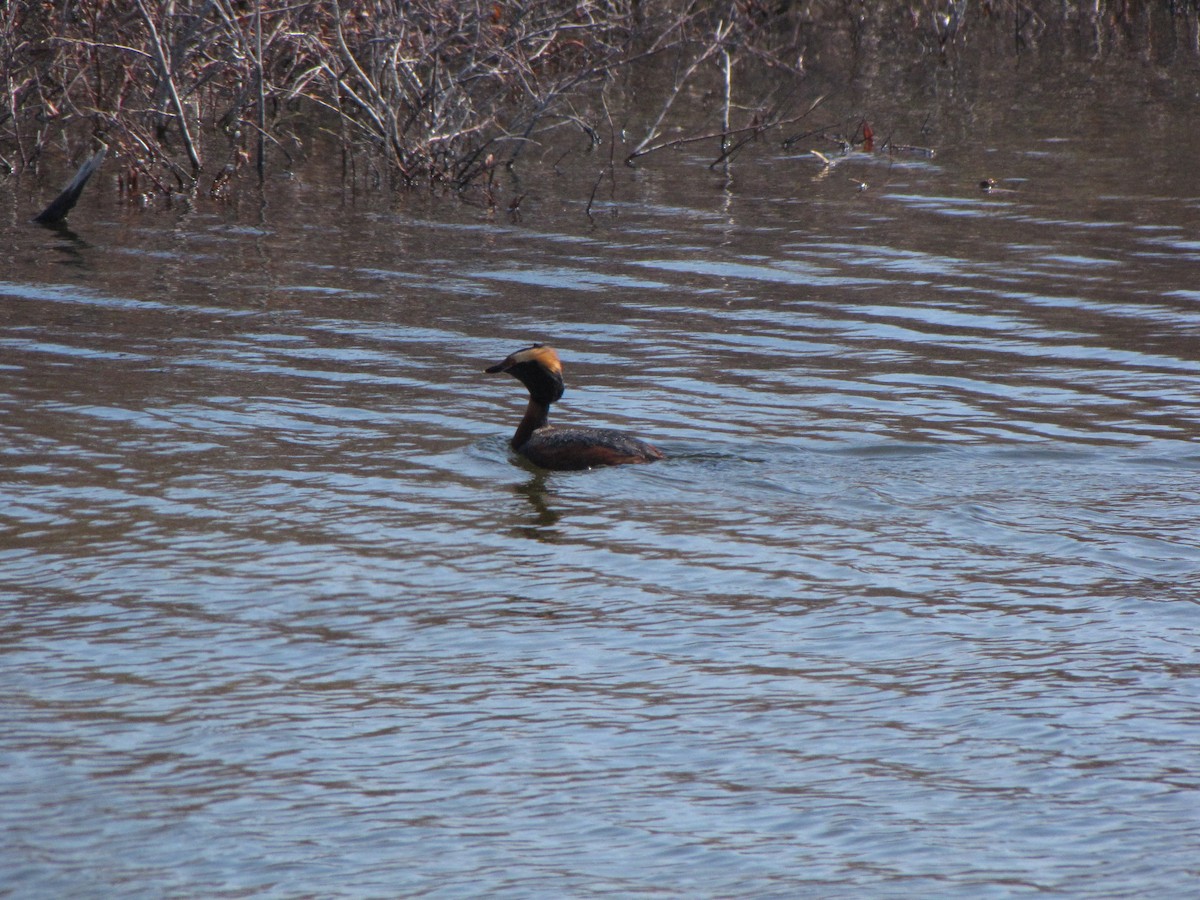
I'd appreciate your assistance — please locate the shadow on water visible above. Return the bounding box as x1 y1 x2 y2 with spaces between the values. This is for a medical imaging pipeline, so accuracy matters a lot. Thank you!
510 470 562 538
29 220 94 268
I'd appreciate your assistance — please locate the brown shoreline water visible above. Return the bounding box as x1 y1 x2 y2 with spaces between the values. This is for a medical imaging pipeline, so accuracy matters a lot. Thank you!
3 32 1200 899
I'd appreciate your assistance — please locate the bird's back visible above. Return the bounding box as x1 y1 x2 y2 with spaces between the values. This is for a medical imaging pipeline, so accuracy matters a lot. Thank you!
520 425 664 471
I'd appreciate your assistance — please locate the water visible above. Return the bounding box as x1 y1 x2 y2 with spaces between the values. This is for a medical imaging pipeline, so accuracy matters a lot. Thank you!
4 41 1200 899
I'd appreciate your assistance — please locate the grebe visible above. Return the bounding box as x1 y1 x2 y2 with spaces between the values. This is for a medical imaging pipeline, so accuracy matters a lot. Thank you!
485 344 665 471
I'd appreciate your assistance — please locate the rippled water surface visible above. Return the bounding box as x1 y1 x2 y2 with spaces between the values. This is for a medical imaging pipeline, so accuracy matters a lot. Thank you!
5 54 1200 898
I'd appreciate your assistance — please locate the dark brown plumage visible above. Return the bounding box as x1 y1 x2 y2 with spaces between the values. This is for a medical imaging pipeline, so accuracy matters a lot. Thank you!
484 344 664 471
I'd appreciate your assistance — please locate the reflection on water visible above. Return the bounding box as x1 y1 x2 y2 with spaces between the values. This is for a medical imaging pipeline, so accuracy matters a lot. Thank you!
4 44 1200 900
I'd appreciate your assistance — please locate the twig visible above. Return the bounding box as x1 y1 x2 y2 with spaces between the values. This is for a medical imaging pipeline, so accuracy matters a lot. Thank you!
720 45 732 158
254 0 265 177
134 0 202 175
585 166 605 219
632 94 826 164
627 19 732 162
329 0 401 168
49 37 155 62
586 86 619 223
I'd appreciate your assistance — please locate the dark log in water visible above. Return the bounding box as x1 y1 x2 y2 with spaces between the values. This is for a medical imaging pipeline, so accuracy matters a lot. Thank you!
33 147 107 226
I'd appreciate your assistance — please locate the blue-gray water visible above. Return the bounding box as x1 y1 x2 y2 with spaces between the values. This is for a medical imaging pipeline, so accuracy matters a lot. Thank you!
4 50 1200 898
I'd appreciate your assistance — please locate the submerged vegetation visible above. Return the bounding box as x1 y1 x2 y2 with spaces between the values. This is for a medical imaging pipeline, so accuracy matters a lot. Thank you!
2 1 1198 205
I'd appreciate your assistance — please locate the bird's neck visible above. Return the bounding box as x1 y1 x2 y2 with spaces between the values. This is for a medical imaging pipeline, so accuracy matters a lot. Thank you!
511 398 549 451
512 398 550 450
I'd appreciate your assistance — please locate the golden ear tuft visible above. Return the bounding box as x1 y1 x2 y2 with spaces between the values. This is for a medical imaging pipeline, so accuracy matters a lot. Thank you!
515 344 562 376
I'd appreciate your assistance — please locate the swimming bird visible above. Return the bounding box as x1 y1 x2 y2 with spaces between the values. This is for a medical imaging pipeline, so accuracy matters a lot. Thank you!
485 344 665 471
